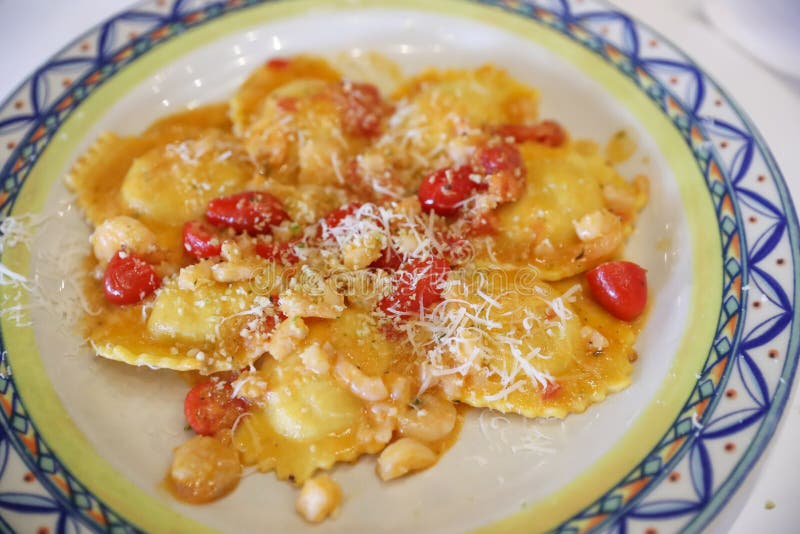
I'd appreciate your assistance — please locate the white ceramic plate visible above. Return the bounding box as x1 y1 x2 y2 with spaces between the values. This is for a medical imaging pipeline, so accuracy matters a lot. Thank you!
0 1 796 533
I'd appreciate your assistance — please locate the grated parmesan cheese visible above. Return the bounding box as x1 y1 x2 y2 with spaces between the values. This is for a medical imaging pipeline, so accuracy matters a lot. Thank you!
0 208 98 333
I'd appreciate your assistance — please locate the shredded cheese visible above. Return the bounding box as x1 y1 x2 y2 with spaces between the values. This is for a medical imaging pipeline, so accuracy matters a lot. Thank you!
0 207 99 345
388 277 585 402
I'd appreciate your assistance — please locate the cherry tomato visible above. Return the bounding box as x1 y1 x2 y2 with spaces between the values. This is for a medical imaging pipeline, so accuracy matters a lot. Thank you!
255 240 300 265
418 165 485 217
206 191 289 234
103 251 161 305
472 143 526 203
182 220 223 259
265 57 291 69
370 246 403 271
318 202 362 237
586 260 648 321
379 257 451 317
339 82 391 138
495 120 566 147
473 143 524 175
184 380 249 436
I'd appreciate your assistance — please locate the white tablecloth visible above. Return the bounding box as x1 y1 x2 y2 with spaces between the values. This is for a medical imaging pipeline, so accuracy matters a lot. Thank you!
1 0 798 531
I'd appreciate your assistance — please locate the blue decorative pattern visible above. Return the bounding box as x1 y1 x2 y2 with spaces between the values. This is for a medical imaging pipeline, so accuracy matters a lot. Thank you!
0 0 796 533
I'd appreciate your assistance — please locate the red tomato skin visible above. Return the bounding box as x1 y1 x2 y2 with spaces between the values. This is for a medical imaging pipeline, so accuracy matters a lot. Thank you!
473 143 524 175
418 166 485 217
586 261 648 321
370 246 403 271
472 143 526 203
184 380 249 436
206 191 289 234
103 251 161 305
318 202 362 237
379 257 451 317
339 82 391 138
255 240 300 265
182 220 222 259
495 120 567 147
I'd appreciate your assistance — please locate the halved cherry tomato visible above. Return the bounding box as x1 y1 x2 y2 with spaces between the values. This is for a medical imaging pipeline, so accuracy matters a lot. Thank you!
379 257 451 317
472 143 526 203
318 202 362 237
103 251 161 305
473 143 524 175
266 57 291 70
418 165 485 217
495 120 566 147
206 191 289 234
370 245 403 271
339 82 391 138
586 260 647 321
184 380 249 436
255 240 300 265
182 220 223 259
324 202 362 228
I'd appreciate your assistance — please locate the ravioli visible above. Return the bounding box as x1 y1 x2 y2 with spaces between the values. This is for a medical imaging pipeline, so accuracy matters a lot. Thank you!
67 105 235 227
238 72 395 189
121 129 253 223
230 55 341 134
233 358 382 483
87 262 278 373
429 268 638 418
305 308 396 374
391 65 540 138
351 65 540 198
240 86 357 185
234 310 399 483
331 51 403 96
492 141 647 280
145 102 233 135
229 55 356 185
